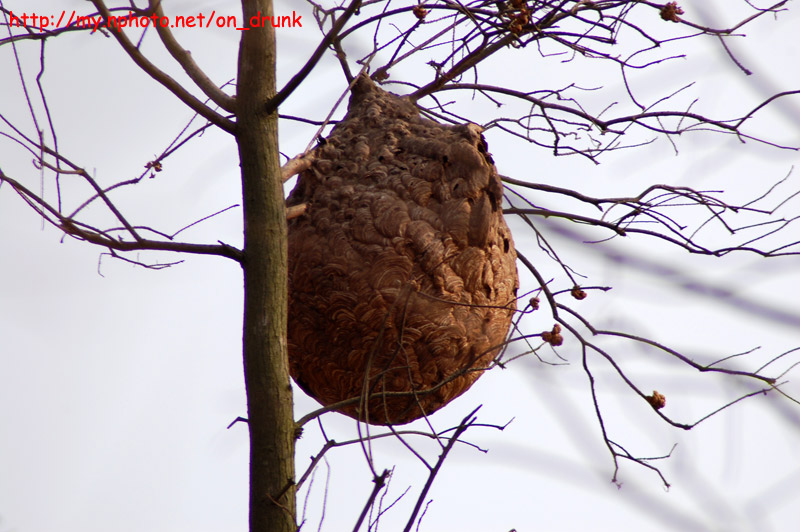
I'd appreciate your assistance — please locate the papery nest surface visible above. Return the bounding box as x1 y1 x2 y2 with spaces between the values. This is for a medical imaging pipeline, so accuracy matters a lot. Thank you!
287 75 519 425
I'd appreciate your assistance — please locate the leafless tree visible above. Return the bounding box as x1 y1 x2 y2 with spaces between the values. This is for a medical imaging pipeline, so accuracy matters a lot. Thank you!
1 1 799 531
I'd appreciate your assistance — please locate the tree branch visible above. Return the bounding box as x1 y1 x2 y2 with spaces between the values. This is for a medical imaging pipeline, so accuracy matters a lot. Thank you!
88 0 236 134
148 0 236 113
264 0 363 115
0 171 243 262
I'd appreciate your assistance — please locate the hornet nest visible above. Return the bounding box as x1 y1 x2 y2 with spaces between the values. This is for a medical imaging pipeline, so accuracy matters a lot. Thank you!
287 75 519 425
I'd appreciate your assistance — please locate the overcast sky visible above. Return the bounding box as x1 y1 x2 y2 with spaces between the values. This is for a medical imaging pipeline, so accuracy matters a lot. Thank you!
2 1 800 531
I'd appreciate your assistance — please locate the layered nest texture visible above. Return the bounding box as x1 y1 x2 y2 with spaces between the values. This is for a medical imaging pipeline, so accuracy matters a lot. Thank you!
287 75 519 425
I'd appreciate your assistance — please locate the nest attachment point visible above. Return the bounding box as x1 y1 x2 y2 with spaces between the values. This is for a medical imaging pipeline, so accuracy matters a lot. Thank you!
287 75 519 425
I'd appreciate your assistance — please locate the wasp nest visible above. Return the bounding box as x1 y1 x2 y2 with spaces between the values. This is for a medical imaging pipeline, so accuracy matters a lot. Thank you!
287 75 518 425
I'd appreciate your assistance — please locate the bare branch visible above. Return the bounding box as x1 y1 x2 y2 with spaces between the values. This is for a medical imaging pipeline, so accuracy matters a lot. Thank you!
265 0 363 114
87 0 235 134
0 171 243 262
148 0 236 112
352 469 389 532
403 408 480 532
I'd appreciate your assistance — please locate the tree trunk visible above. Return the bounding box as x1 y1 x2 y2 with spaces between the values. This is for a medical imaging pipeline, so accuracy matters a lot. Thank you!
236 1 296 531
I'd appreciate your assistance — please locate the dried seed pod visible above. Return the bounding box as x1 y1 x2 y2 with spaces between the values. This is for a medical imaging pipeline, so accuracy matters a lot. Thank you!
660 2 684 22
646 390 666 410
541 323 563 346
286 75 519 425
571 285 587 300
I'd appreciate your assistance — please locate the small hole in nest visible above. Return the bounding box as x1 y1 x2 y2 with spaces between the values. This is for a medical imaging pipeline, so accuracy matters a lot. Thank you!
488 190 498 210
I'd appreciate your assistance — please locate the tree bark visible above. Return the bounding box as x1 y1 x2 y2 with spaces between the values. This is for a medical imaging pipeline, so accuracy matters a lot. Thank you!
236 1 296 531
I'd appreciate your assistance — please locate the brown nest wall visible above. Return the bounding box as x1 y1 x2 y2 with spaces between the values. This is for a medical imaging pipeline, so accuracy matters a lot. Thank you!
287 75 519 425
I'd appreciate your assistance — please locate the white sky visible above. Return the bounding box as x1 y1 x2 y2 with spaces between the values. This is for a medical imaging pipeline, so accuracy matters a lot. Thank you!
1 1 800 531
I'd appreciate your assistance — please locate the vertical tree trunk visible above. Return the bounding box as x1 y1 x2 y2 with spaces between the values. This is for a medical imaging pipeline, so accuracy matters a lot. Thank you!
236 1 296 531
